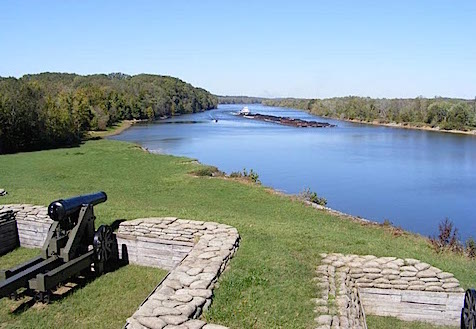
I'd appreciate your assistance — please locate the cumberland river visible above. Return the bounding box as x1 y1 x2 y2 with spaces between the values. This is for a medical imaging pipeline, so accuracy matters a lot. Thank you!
111 104 476 240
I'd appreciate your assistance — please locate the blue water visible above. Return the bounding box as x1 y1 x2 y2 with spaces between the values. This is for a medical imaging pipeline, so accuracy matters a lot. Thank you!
110 104 476 240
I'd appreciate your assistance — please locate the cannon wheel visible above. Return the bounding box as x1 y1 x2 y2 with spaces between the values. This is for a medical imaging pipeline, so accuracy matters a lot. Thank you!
93 225 114 264
461 289 476 329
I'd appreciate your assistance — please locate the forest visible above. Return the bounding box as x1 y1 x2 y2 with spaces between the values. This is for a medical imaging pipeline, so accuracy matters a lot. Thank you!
263 97 476 131
0 73 217 154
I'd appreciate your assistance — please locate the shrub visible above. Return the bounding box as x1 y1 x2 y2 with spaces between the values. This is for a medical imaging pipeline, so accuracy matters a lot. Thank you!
429 218 462 254
299 188 327 206
247 169 260 183
229 168 260 184
383 219 392 227
466 237 476 259
191 166 220 177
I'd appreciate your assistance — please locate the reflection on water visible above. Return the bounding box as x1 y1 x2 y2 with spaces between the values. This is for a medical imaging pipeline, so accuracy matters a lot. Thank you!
110 104 476 240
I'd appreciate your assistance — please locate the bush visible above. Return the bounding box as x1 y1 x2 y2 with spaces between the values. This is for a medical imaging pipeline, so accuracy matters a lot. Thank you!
466 237 476 259
229 168 260 184
382 219 392 227
429 218 462 254
191 166 220 177
247 169 260 183
299 188 327 206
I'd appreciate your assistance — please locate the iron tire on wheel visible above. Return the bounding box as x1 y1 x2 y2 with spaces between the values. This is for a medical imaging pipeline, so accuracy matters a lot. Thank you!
93 225 114 264
461 289 476 329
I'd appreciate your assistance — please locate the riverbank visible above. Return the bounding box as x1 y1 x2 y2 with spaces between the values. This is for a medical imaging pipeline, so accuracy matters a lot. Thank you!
306 112 476 136
108 107 476 138
260 98 476 137
346 117 476 136
87 119 147 139
88 113 198 140
1 140 473 328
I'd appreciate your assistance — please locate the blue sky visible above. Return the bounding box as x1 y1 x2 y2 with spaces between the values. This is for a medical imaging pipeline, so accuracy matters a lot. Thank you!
1 1 475 98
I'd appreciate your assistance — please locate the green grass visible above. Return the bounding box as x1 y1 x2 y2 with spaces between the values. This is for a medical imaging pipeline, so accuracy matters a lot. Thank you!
0 248 166 329
1 139 473 328
0 248 38 269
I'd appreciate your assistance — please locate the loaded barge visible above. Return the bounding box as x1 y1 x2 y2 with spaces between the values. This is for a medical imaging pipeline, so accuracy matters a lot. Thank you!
238 108 336 128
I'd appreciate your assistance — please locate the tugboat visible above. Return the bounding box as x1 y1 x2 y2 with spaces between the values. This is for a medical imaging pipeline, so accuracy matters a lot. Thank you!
239 106 251 116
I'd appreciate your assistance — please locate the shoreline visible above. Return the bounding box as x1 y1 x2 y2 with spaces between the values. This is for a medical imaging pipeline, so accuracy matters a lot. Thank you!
141 145 390 229
228 103 476 136
108 106 476 138
96 108 214 138
312 112 476 136
138 143 438 242
88 119 147 138
3 138 474 328
105 108 463 239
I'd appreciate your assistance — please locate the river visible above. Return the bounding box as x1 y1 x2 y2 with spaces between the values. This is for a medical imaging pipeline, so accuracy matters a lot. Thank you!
110 104 476 240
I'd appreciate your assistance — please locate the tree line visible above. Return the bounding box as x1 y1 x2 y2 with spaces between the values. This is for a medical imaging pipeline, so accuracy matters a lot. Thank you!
0 73 217 153
217 95 266 104
263 97 476 131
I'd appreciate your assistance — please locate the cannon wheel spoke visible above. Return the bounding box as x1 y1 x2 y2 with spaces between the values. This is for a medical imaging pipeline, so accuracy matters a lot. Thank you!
472 290 476 329
93 225 113 264
462 289 476 329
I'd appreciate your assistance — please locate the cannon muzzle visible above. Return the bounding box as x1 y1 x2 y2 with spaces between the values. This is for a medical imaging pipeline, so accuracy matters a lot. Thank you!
48 191 107 221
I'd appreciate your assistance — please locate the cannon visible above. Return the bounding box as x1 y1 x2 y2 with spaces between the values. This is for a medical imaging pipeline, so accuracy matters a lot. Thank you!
0 192 116 303
461 289 476 329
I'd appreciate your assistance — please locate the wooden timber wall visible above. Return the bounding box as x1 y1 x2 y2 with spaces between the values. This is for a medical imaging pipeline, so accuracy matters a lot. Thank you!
0 209 19 255
360 288 463 326
0 205 52 248
116 218 218 270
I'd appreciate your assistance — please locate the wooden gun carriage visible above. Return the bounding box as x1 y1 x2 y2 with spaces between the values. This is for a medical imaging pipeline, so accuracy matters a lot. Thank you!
461 289 476 329
0 192 116 303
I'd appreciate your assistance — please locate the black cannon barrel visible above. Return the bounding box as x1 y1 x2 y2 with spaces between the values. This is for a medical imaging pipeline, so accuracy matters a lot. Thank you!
48 191 107 221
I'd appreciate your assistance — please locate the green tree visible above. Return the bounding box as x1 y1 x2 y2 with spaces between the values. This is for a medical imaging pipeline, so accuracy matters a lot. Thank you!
0 72 217 154
146 106 155 121
426 102 450 126
445 102 472 130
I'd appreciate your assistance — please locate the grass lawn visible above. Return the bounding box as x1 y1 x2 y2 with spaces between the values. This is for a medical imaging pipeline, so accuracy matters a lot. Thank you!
1 139 473 328
0 248 166 329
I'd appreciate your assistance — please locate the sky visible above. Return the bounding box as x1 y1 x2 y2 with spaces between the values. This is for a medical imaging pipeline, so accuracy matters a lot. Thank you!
1 1 475 99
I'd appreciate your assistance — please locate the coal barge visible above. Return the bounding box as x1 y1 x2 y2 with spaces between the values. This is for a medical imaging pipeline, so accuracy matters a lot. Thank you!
238 110 336 128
